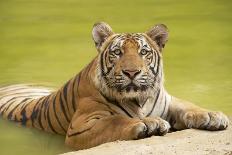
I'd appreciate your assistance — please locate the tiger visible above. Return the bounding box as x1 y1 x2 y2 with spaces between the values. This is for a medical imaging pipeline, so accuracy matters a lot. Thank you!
0 22 229 150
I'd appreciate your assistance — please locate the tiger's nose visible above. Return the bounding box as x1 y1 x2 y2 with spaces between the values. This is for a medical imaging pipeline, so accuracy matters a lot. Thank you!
122 69 141 79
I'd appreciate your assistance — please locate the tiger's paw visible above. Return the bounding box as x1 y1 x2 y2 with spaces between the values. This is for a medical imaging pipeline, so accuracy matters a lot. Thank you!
131 117 170 139
183 111 229 130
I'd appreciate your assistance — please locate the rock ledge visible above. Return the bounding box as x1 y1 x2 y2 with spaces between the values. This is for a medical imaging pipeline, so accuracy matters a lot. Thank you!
62 118 232 155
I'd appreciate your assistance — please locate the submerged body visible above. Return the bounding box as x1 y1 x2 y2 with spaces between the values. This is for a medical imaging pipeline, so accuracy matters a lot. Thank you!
0 22 229 150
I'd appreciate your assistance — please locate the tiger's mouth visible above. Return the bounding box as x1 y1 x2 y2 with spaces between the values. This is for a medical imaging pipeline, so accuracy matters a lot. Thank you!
124 83 139 92
115 82 148 92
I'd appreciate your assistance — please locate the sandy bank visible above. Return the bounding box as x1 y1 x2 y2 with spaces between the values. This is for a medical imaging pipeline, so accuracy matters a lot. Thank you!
62 117 232 155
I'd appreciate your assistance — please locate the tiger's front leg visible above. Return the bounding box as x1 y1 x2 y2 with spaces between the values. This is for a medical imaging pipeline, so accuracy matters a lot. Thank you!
65 98 170 150
168 97 229 130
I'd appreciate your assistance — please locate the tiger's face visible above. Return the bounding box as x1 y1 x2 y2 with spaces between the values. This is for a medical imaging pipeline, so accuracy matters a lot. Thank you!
92 22 168 99
101 34 160 93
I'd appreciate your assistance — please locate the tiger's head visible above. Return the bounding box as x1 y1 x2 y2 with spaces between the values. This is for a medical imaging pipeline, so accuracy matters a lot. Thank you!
92 22 168 101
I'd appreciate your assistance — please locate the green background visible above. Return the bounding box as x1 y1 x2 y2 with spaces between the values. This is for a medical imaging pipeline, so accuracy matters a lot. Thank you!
0 0 231 154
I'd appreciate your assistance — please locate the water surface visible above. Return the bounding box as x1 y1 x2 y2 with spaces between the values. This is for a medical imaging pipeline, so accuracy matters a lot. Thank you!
0 0 231 154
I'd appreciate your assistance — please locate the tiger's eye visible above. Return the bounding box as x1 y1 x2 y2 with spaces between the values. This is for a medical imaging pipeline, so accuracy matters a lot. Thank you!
141 49 148 55
114 49 121 55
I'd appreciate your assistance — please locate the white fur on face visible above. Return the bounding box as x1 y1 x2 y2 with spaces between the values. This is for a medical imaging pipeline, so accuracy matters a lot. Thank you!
94 33 164 102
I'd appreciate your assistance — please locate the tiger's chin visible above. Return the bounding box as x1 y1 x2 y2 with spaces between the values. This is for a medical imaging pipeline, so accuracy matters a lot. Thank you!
119 91 145 99
113 84 154 100
115 82 149 92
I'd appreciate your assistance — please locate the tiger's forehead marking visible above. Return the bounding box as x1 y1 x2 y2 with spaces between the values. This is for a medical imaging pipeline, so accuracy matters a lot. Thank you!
109 33 152 51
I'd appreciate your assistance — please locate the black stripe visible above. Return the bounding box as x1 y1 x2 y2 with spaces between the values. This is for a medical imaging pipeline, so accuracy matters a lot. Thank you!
0 96 29 111
104 49 114 75
0 95 44 110
149 52 160 77
147 89 161 116
59 91 70 122
1 101 15 114
0 101 11 112
31 97 44 127
153 51 158 72
130 98 143 108
18 102 28 115
115 102 133 118
100 49 114 79
20 101 32 125
104 48 108 68
105 67 113 75
62 81 71 115
63 81 69 104
109 55 116 63
67 123 92 137
155 52 160 74
134 100 141 108
7 103 21 120
7 98 31 120
71 76 77 111
43 97 50 121
109 36 121 50
76 72 82 95
77 72 82 87
148 52 154 64
149 66 156 76
37 97 46 130
31 109 38 127
46 96 58 133
100 51 106 76
53 93 66 132
140 98 148 108
99 91 133 118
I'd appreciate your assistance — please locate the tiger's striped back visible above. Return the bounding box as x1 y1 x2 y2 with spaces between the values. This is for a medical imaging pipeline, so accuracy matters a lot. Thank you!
0 62 94 135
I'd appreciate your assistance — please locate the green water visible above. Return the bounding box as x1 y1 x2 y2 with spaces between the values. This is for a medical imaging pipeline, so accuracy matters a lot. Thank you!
0 0 231 154
0 119 70 155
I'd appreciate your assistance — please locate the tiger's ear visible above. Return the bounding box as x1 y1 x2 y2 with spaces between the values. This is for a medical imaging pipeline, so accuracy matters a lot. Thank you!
92 22 114 51
146 24 168 51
